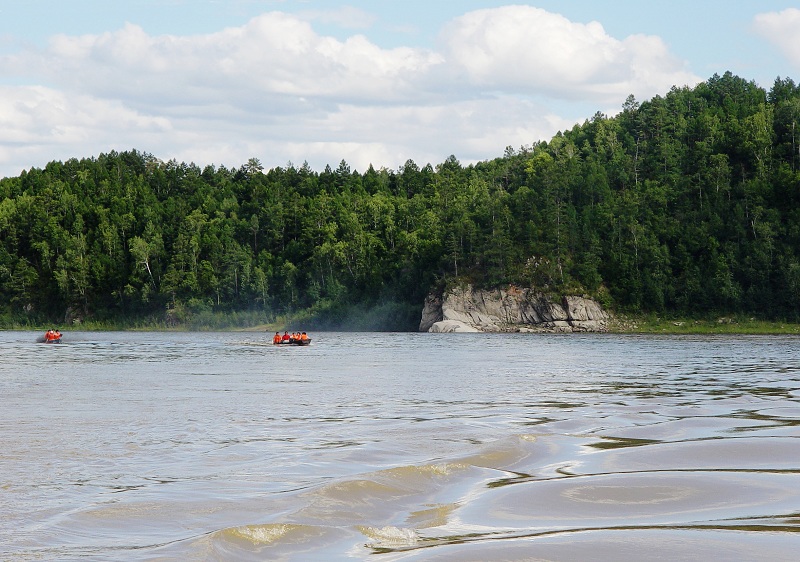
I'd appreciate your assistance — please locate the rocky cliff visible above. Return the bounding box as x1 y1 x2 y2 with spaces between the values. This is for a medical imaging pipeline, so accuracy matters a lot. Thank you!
419 285 609 333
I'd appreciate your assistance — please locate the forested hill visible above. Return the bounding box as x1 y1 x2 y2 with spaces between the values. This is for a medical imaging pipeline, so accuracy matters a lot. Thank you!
2 71 800 329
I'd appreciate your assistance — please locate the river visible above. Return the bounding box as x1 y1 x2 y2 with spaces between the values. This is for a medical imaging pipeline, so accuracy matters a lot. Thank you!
1 330 799 560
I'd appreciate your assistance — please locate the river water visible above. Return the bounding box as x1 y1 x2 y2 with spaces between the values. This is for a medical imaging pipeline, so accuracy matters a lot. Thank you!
1 330 799 560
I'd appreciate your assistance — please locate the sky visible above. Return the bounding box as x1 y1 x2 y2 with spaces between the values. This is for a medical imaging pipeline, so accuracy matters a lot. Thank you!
1 1 800 179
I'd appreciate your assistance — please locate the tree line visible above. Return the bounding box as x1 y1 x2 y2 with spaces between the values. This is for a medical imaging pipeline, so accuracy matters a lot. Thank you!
2 71 800 329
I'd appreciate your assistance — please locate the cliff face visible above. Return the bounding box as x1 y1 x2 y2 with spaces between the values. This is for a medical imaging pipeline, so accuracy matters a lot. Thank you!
419 285 609 333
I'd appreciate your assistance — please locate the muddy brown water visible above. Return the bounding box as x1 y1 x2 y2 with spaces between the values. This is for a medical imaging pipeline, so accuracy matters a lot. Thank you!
2 331 799 560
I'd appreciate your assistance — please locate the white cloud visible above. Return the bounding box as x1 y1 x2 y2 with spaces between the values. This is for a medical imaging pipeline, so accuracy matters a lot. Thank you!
269 97 577 172
0 6 699 178
19 14 443 108
753 8 800 69
439 6 698 103
0 85 171 175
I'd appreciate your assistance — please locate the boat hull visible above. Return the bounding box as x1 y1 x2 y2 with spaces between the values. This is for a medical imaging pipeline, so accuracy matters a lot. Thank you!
274 339 311 346
38 333 62 343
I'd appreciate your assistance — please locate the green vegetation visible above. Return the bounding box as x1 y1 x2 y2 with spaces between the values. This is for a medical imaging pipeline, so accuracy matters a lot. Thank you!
2 71 800 332
607 314 800 334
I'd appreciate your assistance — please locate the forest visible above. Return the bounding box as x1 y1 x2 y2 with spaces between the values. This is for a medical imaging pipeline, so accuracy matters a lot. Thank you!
2 71 800 330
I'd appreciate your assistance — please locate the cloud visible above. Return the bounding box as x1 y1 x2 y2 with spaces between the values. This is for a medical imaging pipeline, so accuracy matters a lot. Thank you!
438 6 698 103
0 6 699 178
753 8 800 69
280 97 572 172
13 14 443 108
0 85 171 175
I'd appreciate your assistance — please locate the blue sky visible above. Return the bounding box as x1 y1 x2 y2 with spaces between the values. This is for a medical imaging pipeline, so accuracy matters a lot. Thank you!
1 1 799 179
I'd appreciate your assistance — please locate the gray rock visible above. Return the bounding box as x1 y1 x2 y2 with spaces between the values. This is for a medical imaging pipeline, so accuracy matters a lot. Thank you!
429 320 480 333
419 294 443 332
420 284 609 333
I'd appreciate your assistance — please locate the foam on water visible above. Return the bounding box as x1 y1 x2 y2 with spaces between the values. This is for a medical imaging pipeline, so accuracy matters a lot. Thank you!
357 525 419 547
229 524 299 544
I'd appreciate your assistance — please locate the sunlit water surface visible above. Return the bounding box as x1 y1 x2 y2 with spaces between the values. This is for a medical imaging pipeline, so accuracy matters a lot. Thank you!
1 331 799 560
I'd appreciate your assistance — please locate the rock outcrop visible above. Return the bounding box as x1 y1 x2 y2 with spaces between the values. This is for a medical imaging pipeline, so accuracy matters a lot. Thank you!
420 284 609 333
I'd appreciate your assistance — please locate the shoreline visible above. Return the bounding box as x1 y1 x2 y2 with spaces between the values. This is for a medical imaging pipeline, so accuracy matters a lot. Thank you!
605 314 800 335
4 322 800 335
4 312 800 335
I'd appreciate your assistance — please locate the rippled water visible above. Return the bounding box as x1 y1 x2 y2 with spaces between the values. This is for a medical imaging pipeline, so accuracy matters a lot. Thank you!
1 330 799 560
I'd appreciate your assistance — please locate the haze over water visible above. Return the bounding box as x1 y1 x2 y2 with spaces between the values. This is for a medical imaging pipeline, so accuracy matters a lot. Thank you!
2 331 799 560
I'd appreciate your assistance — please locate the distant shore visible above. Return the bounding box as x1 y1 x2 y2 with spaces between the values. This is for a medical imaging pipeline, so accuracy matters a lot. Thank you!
606 314 800 335
4 311 800 335
6 321 800 336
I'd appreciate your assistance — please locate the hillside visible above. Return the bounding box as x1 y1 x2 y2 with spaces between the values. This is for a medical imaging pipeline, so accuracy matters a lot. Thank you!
2 72 800 329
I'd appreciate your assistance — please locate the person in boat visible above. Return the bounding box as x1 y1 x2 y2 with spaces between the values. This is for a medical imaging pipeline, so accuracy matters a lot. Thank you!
300 332 309 341
272 332 282 345
281 331 290 343
44 329 61 342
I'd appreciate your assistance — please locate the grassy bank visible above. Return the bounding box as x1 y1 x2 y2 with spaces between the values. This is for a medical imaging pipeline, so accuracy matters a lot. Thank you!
607 313 800 335
0 310 277 332
0 301 420 333
5 309 800 335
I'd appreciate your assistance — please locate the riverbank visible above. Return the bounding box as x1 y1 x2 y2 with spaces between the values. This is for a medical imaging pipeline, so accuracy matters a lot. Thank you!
606 314 800 335
4 311 800 335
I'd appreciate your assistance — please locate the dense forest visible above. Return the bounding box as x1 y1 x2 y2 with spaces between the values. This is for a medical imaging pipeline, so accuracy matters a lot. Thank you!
2 72 800 329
